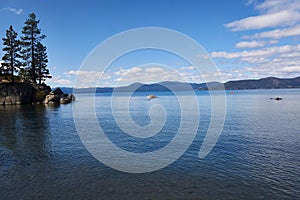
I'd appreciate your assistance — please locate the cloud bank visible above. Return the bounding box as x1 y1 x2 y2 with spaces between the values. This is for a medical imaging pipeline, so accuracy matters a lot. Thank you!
212 0 300 80
0 7 23 15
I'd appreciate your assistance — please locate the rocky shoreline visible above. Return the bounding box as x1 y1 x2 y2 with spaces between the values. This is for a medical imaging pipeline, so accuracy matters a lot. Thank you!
0 82 75 105
44 87 75 104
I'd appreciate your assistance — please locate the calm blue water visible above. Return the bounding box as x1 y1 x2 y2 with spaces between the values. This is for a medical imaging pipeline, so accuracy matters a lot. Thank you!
0 89 299 199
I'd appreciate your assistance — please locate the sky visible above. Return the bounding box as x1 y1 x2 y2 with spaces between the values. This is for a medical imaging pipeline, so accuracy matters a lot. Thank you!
1 0 300 87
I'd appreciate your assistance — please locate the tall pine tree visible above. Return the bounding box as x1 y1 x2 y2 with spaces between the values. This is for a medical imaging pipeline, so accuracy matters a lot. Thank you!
21 12 46 84
1 25 22 82
0 62 9 80
35 42 51 84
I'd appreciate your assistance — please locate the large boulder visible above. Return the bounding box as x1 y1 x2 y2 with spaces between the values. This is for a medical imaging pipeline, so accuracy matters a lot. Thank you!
50 88 64 95
44 87 75 104
44 94 60 104
0 82 34 105
32 83 52 103
67 94 76 101
60 97 71 104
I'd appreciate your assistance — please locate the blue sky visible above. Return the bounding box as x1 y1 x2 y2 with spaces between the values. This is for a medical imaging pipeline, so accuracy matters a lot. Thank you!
1 0 300 87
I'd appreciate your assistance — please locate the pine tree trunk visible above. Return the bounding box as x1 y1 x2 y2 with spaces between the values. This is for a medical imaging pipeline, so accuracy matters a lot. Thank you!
11 66 14 83
38 67 41 85
10 46 14 83
31 27 36 83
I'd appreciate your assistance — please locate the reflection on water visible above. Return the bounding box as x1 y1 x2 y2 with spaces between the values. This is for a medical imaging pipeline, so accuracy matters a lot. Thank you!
0 90 300 199
0 105 51 195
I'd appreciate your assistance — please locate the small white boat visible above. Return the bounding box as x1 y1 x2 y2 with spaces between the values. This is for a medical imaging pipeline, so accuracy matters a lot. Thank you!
147 94 158 100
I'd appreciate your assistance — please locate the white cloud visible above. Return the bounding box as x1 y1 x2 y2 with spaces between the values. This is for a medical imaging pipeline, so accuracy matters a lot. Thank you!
236 40 278 48
66 70 111 83
0 7 23 15
201 71 233 82
145 67 165 73
225 0 300 31
280 52 300 58
243 63 300 77
112 65 233 85
225 10 300 31
115 67 143 76
255 0 300 13
113 66 187 85
214 0 300 81
280 66 300 73
247 24 300 39
178 66 195 71
47 63 300 88
240 56 269 64
46 77 72 85
215 63 300 81
212 44 300 59
212 43 300 79
236 41 265 48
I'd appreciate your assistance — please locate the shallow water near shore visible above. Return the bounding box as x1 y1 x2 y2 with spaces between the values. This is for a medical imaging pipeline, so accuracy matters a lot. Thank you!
0 89 299 199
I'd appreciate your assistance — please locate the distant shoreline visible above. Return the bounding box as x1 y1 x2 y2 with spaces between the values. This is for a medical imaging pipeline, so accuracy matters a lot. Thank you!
59 76 300 94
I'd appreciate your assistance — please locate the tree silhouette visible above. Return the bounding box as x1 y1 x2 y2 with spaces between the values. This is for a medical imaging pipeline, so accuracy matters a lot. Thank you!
21 12 46 84
35 42 52 84
1 25 22 82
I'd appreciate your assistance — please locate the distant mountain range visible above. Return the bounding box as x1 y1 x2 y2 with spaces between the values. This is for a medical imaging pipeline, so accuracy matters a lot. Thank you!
60 76 300 93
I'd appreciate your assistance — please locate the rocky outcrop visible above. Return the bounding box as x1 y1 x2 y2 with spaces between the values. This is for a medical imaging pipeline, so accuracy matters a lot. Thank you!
0 83 75 105
44 88 75 104
0 82 34 105
32 83 52 104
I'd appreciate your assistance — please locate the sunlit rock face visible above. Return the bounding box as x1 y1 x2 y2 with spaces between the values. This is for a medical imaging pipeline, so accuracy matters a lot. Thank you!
44 87 75 104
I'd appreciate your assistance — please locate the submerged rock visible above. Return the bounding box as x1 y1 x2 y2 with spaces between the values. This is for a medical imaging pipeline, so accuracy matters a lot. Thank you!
270 97 282 101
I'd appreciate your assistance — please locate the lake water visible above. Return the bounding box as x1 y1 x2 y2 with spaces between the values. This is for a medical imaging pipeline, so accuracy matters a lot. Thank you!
0 89 299 199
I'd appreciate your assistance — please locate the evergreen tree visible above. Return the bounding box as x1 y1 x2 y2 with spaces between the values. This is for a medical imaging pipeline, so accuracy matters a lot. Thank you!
21 12 46 83
35 42 51 84
19 68 31 83
0 64 9 80
1 25 22 82
0 61 8 80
